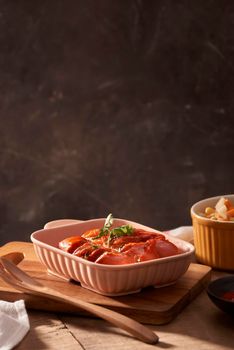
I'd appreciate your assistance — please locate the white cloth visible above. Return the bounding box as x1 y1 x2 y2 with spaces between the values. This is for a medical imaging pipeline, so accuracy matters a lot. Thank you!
0 300 30 350
166 226 194 243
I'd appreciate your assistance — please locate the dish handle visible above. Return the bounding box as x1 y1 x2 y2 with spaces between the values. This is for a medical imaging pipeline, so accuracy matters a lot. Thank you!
44 219 84 229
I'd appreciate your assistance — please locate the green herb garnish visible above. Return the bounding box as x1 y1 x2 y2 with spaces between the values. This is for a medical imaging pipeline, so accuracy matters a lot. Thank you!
106 225 133 247
109 225 133 239
92 213 113 240
91 244 99 249
91 213 133 247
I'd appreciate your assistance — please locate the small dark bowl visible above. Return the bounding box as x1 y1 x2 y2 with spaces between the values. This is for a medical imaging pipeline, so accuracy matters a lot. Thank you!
207 276 234 315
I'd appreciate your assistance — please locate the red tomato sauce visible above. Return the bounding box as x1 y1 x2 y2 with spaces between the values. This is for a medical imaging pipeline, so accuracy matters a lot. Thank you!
222 291 234 301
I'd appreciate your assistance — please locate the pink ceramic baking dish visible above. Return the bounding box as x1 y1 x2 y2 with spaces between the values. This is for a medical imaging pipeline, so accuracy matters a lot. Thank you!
31 218 195 296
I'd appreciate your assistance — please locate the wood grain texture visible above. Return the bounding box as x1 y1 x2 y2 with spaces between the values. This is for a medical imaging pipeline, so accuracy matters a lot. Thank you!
0 241 211 325
16 312 83 350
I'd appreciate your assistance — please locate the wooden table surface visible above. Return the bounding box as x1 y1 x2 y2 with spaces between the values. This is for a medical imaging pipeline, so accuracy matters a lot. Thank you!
12 273 233 350
1 242 233 350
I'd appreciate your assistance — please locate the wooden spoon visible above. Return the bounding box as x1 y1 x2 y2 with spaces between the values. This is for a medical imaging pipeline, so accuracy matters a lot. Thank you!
0 256 159 344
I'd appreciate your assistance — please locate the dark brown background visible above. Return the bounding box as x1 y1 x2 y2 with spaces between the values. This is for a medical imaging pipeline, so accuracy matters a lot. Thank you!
1 1 234 244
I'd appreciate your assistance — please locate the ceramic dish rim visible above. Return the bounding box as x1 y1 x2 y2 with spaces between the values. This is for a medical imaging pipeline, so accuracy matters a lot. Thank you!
31 217 195 270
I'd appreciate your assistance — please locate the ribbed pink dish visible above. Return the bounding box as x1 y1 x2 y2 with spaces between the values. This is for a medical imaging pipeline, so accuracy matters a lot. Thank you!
31 218 195 296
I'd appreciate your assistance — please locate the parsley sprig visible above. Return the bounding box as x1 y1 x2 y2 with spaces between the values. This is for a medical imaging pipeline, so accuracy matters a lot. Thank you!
106 224 133 247
92 213 133 247
92 213 113 240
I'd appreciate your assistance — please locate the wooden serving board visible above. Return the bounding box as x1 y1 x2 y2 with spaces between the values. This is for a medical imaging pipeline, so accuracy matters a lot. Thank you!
0 241 211 325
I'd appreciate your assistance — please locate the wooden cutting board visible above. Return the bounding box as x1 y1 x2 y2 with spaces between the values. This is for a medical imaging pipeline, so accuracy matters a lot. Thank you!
0 241 211 325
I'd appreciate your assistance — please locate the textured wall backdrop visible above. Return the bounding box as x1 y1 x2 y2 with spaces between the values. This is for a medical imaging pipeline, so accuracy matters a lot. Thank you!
0 1 234 244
